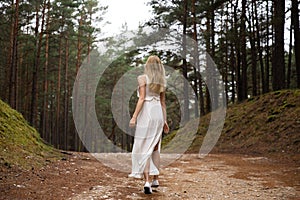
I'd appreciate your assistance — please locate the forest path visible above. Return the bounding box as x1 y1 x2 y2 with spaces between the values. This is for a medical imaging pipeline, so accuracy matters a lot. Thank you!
69 153 299 200
1 153 299 200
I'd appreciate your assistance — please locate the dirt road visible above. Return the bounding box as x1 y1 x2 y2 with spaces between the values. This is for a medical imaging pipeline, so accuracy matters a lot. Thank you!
1 153 299 200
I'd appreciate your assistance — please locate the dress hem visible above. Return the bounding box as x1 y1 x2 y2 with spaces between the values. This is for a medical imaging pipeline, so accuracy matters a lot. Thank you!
128 171 159 179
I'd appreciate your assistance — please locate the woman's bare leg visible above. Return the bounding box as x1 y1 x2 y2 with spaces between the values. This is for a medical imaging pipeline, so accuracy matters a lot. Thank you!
143 158 152 194
143 159 150 182
152 142 160 181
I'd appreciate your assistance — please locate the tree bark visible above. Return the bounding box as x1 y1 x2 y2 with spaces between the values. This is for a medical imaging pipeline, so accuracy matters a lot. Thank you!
205 0 212 113
31 0 46 126
287 19 293 88
233 0 242 102
292 0 300 88
272 0 285 91
64 35 69 150
9 0 19 109
241 0 248 100
74 14 83 151
254 2 265 94
230 43 236 103
210 0 219 110
192 0 201 117
56 34 62 148
182 0 189 122
265 0 271 93
41 0 50 140
249 2 257 96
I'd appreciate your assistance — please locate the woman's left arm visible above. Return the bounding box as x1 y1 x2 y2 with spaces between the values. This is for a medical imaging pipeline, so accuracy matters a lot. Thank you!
160 91 169 133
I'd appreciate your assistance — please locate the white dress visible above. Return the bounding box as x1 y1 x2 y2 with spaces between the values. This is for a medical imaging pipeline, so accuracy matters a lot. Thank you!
129 74 164 178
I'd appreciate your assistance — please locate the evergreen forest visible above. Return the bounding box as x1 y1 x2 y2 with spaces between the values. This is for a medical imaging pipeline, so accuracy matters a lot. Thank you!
0 0 299 152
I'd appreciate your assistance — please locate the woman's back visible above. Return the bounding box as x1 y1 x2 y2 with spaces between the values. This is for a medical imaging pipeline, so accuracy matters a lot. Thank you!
138 74 161 101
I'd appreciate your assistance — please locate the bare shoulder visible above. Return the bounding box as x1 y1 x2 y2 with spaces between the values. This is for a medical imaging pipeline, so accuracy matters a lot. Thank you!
137 74 147 86
137 74 147 80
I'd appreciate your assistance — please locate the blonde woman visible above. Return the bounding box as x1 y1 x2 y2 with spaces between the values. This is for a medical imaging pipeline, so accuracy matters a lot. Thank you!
129 55 169 194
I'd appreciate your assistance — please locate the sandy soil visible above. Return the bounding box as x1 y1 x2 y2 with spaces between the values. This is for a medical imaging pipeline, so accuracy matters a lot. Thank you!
0 152 299 200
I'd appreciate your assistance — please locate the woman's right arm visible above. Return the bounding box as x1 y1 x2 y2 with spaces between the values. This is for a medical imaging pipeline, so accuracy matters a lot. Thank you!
129 76 146 127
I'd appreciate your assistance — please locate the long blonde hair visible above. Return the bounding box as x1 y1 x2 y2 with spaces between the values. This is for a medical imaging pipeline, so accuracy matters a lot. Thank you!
144 55 166 94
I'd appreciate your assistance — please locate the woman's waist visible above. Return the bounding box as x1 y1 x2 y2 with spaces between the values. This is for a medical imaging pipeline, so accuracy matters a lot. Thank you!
144 96 160 101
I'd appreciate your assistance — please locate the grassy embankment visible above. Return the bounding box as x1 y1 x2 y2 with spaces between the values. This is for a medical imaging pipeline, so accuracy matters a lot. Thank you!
0 100 61 170
163 89 300 158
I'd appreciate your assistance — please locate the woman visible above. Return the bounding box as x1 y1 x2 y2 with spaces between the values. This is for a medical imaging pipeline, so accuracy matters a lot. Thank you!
129 55 169 194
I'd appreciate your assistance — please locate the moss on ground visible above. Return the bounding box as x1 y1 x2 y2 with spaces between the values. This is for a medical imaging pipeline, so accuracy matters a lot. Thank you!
0 99 61 169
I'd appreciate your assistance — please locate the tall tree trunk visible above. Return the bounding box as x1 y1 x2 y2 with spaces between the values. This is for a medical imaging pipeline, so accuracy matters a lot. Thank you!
249 2 257 96
255 2 265 94
210 0 219 110
56 35 62 148
50 81 55 145
9 0 19 109
224 3 229 104
241 0 248 100
76 14 83 74
182 0 189 122
229 1 236 103
17 42 23 111
192 0 200 117
272 0 285 91
250 37 257 96
30 1 40 125
287 20 293 88
265 0 271 93
64 35 69 150
292 0 300 88
74 14 83 151
8 0 14 105
205 0 212 113
230 44 236 103
87 12 93 63
233 0 242 102
22 14 31 119
31 0 46 126
41 0 50 139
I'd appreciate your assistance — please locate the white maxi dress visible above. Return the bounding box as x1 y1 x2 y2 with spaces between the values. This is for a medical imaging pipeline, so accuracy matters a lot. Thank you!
129 74 164 179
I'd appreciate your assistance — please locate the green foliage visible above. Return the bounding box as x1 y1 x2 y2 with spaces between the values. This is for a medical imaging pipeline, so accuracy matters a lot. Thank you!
0 0 108 150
